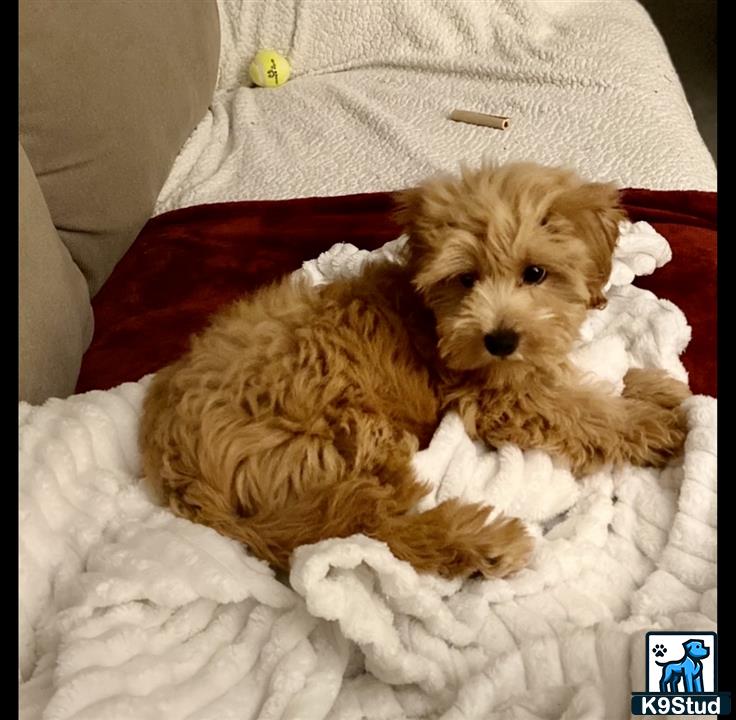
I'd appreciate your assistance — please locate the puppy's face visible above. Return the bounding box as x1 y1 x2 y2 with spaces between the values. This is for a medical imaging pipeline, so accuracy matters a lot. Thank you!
395 163 625 372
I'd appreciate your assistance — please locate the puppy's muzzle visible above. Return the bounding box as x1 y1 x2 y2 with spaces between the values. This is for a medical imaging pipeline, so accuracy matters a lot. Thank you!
484 329 519 357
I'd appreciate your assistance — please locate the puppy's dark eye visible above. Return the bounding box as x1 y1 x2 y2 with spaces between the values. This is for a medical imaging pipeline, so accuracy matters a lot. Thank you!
459 273 476 289
522 265 547 285
541 214 550 226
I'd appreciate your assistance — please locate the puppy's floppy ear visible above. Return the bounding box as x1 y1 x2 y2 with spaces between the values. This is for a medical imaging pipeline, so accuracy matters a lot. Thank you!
392 186 421 234
392 186 432 275
555 181 626 309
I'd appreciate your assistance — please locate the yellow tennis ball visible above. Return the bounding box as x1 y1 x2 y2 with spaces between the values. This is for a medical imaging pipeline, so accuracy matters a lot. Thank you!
249 49 291 88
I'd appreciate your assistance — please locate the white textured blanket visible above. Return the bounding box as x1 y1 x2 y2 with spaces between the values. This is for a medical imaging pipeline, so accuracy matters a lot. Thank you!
20 222 716 720
155 0 716 216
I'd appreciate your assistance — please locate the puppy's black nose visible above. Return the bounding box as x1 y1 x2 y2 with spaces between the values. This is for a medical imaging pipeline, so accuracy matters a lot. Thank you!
484 329 519 357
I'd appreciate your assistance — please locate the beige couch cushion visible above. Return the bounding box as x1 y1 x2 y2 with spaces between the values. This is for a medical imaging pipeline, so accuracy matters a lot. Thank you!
19 143 94 404
19 0 220 296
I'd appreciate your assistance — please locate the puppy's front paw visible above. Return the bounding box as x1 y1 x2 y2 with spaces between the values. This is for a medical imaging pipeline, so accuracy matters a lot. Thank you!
472 516 534 579
628 405 689 468
623 368 691 409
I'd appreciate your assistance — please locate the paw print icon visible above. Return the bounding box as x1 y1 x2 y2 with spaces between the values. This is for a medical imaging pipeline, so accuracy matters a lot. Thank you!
652 644 667 658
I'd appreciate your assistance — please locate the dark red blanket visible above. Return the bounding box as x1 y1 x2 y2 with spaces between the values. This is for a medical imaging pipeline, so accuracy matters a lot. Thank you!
76 189 716 396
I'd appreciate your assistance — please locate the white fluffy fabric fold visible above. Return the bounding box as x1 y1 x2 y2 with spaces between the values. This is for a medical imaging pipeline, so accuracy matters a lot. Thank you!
20 222 715 720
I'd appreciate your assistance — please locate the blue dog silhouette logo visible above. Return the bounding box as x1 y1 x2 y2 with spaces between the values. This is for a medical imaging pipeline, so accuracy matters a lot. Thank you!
632 631 731 715
655 638 710 693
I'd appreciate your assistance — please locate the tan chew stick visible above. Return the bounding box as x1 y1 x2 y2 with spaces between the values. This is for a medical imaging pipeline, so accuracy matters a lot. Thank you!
450 109 509 130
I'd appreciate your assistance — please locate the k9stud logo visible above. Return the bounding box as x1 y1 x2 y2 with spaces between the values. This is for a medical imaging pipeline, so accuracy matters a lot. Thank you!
631 632 731 715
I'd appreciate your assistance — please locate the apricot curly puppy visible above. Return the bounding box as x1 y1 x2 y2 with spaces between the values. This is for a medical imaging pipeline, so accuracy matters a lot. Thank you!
140 163 689 580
